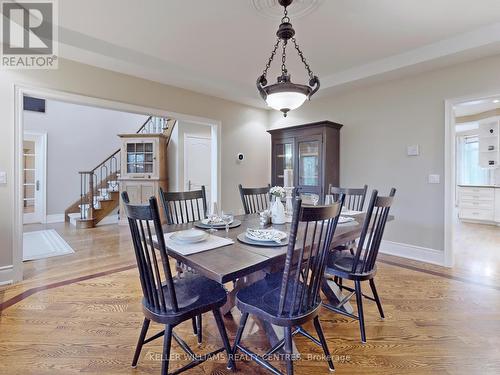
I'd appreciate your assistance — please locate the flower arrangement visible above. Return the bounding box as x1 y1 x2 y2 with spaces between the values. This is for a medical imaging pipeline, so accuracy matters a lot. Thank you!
270 186 286 199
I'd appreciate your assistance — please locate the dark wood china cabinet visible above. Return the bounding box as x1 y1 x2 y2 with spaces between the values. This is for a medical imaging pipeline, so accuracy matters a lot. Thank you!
268 121 342 197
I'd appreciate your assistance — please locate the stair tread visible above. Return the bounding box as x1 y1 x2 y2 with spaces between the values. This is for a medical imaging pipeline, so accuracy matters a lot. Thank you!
76 217 95 222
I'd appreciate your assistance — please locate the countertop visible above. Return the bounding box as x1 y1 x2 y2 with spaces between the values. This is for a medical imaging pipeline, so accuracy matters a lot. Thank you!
457 184 500 188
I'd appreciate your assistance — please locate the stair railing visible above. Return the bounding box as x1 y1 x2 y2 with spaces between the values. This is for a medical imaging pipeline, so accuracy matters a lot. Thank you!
77 116 172 221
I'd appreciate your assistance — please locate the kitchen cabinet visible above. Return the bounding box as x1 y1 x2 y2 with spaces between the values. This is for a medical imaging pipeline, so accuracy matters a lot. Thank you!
458 185 500 224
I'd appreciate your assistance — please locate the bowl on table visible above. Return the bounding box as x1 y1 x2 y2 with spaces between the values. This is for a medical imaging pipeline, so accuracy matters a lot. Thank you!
170 229 209 244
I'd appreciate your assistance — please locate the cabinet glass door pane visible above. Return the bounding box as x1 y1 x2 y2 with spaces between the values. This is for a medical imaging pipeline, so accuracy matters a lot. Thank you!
275 142 294 186
127 142 154 174
298 141 320 186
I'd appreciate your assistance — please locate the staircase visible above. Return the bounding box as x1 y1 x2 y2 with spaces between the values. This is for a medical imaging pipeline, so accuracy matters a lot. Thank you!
64 116 176 229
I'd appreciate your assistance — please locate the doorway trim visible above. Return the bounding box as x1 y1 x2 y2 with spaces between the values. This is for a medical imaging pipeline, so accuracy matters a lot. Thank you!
12 84 222 283
22 131 47 224
444 89 500 268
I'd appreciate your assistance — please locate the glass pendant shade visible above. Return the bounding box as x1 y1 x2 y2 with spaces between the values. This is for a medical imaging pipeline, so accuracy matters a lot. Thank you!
266 91 307 112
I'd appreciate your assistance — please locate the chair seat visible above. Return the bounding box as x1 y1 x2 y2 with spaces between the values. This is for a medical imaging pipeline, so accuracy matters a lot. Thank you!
236 272 321 326
325 252 376 281
143 272 227 324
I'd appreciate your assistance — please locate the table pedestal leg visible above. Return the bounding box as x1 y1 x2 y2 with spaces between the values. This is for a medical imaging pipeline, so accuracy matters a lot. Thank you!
221 271 267 316
321 278 354 314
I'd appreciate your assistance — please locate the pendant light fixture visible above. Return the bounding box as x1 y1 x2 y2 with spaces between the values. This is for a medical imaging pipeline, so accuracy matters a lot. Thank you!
257 0 320 117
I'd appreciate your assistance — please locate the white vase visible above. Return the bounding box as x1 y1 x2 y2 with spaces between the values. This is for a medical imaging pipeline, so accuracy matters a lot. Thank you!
271 196 286 224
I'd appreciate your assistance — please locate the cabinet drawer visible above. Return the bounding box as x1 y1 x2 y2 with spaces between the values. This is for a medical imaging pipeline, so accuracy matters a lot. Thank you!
459 188 494 201
459 200 494 210
459 208 494 221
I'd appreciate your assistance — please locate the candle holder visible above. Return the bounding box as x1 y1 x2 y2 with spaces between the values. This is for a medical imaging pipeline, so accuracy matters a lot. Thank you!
284 187 294 223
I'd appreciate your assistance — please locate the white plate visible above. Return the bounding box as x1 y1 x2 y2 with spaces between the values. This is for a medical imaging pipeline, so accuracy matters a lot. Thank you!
341 209 363 216
170 229 208 244
338 216 355 224
245 228 287 243
201 217 233 227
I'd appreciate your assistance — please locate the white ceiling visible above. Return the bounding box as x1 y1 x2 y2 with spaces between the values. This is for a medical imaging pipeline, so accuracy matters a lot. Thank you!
55 0 500 108
454 98 500 117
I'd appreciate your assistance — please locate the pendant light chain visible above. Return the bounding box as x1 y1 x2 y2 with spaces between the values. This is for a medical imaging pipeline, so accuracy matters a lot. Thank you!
262 38 281 78
292 38 314 79
281 39 288 74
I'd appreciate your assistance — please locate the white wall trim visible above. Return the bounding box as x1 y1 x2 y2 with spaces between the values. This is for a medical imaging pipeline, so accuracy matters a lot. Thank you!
45 214 65 223
0 265 14 285
23 131 47 224
380 240 445 266
13 83 223 284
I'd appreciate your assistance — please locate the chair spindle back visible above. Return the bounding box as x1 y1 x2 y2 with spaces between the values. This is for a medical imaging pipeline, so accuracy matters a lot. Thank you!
352 188 396 274
159 186 208 225
329 185 368 211
278 196 344 317
122 192 178 313
238 184 271 214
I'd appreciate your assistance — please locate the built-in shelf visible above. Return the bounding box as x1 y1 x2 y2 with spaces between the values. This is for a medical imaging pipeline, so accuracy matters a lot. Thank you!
300 152 319 157
478 117 499 168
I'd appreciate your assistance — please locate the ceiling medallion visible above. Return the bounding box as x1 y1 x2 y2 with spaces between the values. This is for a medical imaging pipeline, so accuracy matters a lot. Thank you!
251 0 324 20
256 0 320 116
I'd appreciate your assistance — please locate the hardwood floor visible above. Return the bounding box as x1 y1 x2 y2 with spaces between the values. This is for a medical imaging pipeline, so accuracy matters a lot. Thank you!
453 220 500 286
1 222 499 374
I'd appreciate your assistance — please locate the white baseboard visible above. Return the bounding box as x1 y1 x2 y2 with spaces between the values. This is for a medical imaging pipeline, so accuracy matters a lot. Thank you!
0 265 14 285
380 240 445 266
45 214 65 223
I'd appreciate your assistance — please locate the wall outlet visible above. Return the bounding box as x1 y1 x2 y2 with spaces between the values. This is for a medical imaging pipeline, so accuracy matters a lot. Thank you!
428 174 440 184
0 171 6 184
407 144 420 156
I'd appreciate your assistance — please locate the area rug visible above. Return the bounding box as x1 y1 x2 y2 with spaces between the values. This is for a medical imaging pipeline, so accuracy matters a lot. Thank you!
23 229 75 261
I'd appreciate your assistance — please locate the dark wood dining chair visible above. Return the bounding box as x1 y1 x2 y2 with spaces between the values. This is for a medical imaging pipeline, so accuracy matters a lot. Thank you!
159 186 208 225
232 196 344 375
238 184 271 214
329 184 368 211
159 186 207 343
122 192 234 375
322 188 396 343
328 184 368 262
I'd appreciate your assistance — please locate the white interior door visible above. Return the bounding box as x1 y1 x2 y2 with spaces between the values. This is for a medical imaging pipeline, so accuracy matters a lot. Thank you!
184 135 211 202
23 132 46 224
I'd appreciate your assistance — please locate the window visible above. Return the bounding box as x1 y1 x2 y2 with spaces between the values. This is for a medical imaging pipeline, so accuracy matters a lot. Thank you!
457 135 490 185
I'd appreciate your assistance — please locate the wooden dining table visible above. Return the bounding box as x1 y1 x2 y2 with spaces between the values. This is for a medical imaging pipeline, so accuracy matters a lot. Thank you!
155 212 386 352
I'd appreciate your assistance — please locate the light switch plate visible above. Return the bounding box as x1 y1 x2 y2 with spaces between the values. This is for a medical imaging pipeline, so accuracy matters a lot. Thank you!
428 174 440 184
0 171 6 184
407 144 420 156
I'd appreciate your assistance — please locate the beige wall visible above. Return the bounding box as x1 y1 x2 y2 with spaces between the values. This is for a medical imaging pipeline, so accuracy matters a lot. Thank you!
24 99 148 215
269 54 500 252
0 59 270 273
